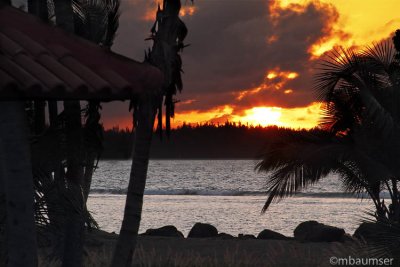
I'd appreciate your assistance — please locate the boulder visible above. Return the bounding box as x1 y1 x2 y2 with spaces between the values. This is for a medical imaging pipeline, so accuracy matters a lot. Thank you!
353 222 381 241
218 233 235 239
257 229 288 240
341 233 355 243
238 234 256 240
188 223 218 238
142 225 184 238
294 221 345 242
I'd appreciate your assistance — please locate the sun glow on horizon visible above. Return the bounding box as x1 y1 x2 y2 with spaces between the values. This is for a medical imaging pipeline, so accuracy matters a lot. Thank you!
103 103 322 130
171 103 321 129
239 107 282 127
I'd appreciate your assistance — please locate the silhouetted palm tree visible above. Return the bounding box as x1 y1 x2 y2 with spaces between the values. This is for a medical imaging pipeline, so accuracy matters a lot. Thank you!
111 97 157 267
73 0 120 201
27 0 48 138
257 40 400 222
111 1 189 266
28 0 48 22
49 1 119 266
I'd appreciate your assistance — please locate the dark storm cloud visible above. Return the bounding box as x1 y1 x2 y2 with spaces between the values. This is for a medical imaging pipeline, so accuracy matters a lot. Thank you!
102 0 346 127
179 0 342 110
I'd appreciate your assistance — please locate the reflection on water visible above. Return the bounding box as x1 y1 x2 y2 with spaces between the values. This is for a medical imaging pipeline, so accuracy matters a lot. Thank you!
91 160 358 196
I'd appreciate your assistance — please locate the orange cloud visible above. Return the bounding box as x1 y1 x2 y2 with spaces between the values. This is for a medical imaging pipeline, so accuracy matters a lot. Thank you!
235 69 299 102
269 0 306 21
270 0 400 58
236 86 264 101
267 35 279 44
180 6 197 17
266 70 299 80
269 0 351 59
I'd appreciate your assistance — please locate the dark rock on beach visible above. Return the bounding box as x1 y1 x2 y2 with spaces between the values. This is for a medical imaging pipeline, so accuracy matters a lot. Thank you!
341 233 355 243
217 233 235 239
238 234 256 240
294 221 345 242
353 222 382 242
257 229 288 240
188 223 218 238
142 225 184 238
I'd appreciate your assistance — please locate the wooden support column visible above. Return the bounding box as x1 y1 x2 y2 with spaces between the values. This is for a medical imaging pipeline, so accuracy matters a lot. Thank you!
0 101 38 267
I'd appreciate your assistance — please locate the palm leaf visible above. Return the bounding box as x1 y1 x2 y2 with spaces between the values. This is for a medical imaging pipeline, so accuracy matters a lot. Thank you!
314 47 360 102
258 33 400 220
73 0 120 47
256 131 347 212
316 44 400 138
360 213 400 263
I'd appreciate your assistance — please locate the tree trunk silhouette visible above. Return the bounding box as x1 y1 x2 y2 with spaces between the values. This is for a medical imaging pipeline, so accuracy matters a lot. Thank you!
0 101 38 267
82 102 102 202
47 100 62 226
53 2 85 265
28 0 48 22
83 154 95 202
391 179 400 222
53 0 74 33
0 134 7 266
62 101 85 267
33 101 46 135
48 101 58 127
111 98 156 267
111 2 188 264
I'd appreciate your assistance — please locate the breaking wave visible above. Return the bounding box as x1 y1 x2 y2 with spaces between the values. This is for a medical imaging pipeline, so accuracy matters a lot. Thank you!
90 189 389 198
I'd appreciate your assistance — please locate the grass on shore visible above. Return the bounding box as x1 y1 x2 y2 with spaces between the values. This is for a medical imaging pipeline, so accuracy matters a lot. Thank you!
38 241 362 267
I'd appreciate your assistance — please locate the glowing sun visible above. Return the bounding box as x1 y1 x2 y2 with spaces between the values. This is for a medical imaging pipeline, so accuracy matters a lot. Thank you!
240 107 282 127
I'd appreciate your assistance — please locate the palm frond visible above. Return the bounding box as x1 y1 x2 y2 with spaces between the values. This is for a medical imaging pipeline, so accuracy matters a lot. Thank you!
336 162 367 196
314 47 360 102
73 0 120 47
256 131 346 212
316 43 400 138
362 41 396 73
319 88 362 134
335 149 390 203
104 0 119 47
360 213 400 263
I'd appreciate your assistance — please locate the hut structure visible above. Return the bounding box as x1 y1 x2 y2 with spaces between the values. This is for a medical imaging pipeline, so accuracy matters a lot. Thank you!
0 4 163 266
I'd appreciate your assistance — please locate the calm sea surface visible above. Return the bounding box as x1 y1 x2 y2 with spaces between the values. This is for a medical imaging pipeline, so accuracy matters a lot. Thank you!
87 160 375 237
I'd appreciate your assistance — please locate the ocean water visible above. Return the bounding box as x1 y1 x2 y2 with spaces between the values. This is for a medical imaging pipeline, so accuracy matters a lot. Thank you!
87 160 376 237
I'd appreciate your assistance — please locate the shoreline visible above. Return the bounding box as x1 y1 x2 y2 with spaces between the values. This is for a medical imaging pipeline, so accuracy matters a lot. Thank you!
87 194 373 237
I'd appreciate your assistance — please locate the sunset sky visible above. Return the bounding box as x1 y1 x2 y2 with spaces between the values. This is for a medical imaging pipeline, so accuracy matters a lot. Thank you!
102 0 400 129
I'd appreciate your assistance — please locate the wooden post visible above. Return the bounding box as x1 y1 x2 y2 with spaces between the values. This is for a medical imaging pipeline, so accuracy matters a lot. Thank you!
0 101 38 267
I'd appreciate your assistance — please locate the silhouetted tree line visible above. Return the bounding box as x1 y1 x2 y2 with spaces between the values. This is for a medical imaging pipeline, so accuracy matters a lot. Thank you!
102 122 319 159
